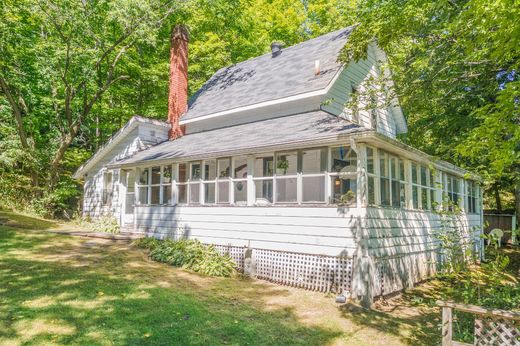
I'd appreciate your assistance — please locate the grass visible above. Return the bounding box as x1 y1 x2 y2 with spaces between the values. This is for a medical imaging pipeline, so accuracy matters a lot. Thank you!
2 209 516 345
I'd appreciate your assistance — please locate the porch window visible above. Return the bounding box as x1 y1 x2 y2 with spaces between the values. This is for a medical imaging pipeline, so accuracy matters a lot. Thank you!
254 155 273 204
380 151 391 206
421 166 434 210
233 157 248 204
275 151 298 203
150 166 161 205
177 163 187 204
467 180 479 213
446 174 461 207
217 158 230 203
301 148 327 203
162 165 174 205
102 171 113 206
189 162 201 204
411 164 419 209
330 146 357 205
203 159 216 204
137 168 149 205
366 147 376 205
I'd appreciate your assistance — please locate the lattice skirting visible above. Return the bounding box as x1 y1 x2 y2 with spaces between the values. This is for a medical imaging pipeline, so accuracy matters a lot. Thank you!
253 248 353 293
212 244 246 271
209 244 353 294
475 316 520 346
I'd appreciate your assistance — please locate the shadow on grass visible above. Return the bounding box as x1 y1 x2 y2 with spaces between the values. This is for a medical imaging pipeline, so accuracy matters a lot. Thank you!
0 210 58 230
338 302 439 345
0 227 341 345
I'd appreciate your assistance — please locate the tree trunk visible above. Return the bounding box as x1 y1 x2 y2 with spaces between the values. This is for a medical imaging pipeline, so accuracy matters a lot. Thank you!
49 128 77 189
494 184 502 212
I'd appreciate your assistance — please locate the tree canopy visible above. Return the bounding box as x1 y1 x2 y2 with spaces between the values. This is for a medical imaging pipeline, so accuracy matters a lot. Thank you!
0 0 518 218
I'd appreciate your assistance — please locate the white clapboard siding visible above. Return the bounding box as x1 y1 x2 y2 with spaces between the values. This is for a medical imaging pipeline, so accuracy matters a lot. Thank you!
83 126 167 219
321 51 397 139
134 206 361 257
365 206 482 296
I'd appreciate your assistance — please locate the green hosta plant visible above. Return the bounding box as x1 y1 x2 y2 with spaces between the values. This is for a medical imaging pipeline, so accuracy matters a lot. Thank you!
133 238 237 277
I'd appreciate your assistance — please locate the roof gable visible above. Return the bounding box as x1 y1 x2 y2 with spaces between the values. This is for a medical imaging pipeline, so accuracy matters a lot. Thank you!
183 26 355 122
73 116 169 179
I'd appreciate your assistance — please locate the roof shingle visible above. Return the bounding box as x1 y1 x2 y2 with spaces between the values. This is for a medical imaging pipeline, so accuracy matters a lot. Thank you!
113 110 367 166
183 26 355 121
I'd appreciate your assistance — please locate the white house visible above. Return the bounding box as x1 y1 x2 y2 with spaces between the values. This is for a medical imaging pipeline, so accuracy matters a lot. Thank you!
74 25 483 304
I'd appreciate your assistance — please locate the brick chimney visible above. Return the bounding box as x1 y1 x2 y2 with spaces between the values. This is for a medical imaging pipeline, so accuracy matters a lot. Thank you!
167 24 189 140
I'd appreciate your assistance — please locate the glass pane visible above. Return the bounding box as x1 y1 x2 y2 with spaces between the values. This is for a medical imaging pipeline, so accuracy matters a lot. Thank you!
399 159 405 181
126 171 135 193
204 183 215 204
430 189 436 209
217 181 229 203
366 148 374 174
234 157 248 179
151 186 160 205
429 171 435 188
367 176 375 205
302 148 327 174
421 188 428 209
390 158 397 180
191 162 201 180
379 151 388 177
380 177 390 206
276 177 297 203
177 184 187 204
412 164 418 184
453 178 460 193
331 177 357 205
204 160 217 180
163 165 172 184
400 182 407 208
178 163 187 183
139 168 149 185
138 186 148 205
276 152 297 175
331 146 356 173
254 156 273 177
412 186 419 209
255 180 273 203
218 159 231 178
162 185 172 204
420 166 427 186
189 183 200 204
302 176 325 202
234 180 247 203
391 180 400 207
151 166 161 185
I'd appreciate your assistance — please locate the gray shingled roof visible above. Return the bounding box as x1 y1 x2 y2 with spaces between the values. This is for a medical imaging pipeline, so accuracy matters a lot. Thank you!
183 26 355 121
112 110 367 166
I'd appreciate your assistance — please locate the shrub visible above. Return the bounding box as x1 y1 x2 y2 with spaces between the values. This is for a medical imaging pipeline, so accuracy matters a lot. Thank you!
133 238 237 277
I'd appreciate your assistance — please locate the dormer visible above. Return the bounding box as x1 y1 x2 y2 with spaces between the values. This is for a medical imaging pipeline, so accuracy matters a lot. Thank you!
320 43 407 138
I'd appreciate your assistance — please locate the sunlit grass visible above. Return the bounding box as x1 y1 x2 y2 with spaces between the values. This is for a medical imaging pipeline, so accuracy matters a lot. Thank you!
0 211 444 345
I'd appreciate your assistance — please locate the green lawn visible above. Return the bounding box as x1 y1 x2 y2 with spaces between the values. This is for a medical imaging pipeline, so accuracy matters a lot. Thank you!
0 210 442 345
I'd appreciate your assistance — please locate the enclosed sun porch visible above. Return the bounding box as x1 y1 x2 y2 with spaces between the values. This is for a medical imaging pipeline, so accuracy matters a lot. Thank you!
108 136 481 228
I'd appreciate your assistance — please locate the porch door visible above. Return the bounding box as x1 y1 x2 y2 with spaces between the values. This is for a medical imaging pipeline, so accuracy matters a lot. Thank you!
123 170 135 226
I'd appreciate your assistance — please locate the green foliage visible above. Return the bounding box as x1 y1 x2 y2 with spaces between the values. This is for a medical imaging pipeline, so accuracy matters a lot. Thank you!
341 0 520 212
433 194 474 274
133 237 237 277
